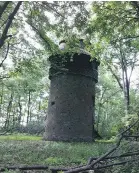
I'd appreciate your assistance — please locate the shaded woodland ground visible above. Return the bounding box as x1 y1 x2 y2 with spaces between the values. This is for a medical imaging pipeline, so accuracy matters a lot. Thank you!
0 128 139 173
0 134 112 172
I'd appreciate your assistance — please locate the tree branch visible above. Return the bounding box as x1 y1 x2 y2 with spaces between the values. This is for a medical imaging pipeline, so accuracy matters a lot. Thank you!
0 2 10 19
64 118 139 173
100 89 121 106
42 2 65 18
0 1 22 49
97 158 138 169
128 53 138 87
123 135 139 138
0 165 48 172
0 41 10 67
1 151 139 173
107 65 123 90
88 150 139 164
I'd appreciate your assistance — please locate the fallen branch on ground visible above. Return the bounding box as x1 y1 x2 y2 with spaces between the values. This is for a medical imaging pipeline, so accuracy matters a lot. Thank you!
0 157 138 173
0 165 48 172
87 150 139 164
123 135 139 138
97 158 138 169
64 118 139 173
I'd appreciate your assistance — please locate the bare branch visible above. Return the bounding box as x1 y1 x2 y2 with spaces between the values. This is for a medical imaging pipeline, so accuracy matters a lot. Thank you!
88 150 139 164
97 158 138 169
1 151 139 173
123 135 139 138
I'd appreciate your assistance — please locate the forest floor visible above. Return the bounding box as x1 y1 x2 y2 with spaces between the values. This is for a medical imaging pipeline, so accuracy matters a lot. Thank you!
0 134 114 173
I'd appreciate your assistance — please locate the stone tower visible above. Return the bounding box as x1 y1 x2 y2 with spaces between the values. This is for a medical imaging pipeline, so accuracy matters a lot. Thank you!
44 51 99 142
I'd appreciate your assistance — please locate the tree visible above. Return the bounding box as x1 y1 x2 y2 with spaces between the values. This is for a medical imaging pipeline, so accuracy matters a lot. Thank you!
0 2 22 49
85 1 139 114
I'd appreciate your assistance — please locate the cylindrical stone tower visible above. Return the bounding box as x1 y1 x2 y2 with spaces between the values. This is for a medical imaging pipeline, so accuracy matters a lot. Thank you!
44 52 99 142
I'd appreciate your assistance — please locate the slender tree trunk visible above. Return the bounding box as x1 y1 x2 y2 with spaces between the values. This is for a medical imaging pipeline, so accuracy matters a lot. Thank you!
12 107 16 127
0 81 4 116
108 65 123 90
27 90 31 124
108 57 130 115
18 96 22 125
124 67 130 111
4 93 13 130
37 101 41 121
96 89 106 131
38 101 41 111
121 55 130 115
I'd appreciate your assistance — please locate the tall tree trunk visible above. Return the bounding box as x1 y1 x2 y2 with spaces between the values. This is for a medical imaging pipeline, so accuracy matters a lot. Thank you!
121 52 130 115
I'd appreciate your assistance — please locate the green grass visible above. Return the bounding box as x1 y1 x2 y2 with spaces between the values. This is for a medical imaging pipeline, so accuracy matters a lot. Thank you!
0 136 138 173
0 135 113 167
0 134 42 141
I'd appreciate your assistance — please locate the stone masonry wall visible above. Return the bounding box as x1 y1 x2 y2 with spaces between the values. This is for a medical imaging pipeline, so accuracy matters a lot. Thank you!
44 74 96 142
44 53 99 142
